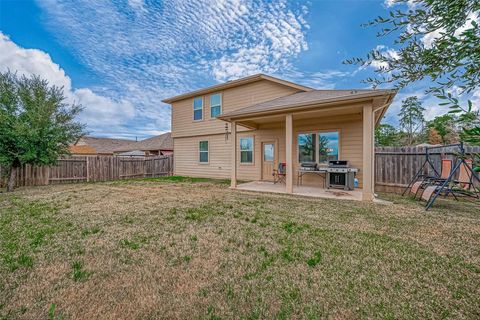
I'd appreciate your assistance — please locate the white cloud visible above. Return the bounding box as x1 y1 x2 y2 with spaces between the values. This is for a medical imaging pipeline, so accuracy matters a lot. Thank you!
421 28 444 49
127 0 146 11
210 1 309 81
36 0 309 86
74 88 135 126
280 69 356 89
384 0 417 9
26 0 309 137
471 89 480 110
369 45 399 71
0 32 136 135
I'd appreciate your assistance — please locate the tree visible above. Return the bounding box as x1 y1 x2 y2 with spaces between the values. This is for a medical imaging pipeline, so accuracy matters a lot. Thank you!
375 123 399 146
426 114 459 144
398 96 425 145
428 128 443 145
0 72 84 191
345 0 480 151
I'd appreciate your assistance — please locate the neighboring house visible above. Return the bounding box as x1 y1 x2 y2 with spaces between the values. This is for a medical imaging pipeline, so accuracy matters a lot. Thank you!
113 132 174 156
70 136 134 155
162 74 396 201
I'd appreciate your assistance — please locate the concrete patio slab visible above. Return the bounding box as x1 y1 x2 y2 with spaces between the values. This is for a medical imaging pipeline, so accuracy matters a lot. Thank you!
235 181 363 201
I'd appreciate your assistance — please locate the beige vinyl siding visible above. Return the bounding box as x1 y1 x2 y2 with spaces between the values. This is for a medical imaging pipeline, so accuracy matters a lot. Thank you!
174 134 232 179
173 113 364 187
236 128 285 181
171 80 301 138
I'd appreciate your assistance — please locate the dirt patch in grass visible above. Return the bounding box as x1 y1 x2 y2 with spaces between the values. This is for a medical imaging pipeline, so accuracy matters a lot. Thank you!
1 179 479 319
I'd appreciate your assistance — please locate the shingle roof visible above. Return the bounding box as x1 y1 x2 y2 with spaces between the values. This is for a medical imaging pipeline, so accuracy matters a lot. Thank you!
114 132 173 152
77 136 134 154
219 89 396 120
69 145 97 155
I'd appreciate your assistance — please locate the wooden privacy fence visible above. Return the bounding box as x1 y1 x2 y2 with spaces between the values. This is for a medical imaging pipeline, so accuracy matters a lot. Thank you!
2 148 479 193
375 146 480 193
0 155 173 188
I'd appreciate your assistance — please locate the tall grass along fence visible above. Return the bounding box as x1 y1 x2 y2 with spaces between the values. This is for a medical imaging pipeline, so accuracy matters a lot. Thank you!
0 155 173 188
375 146 480 193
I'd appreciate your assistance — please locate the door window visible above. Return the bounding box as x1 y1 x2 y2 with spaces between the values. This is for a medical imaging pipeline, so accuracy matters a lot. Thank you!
263 143 274 161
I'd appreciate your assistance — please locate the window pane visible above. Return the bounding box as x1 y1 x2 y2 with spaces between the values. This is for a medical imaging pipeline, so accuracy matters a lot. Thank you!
263 144 274 161
210 94 221 107
199 141 208 151
298 133 316 163
193 97 203 110
194 109 202 120
241 151 253 163
319 131 339 163
211 106 221 118
199 152 208 162
240 137 253 151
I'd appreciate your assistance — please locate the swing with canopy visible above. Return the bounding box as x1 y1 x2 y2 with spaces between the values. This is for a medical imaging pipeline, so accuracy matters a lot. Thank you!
402 143 480 210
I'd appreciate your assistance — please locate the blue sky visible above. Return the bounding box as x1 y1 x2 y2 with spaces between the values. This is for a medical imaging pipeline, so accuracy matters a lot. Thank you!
0 0 455 139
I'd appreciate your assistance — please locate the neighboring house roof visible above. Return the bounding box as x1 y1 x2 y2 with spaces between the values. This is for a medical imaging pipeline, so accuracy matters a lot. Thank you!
75 136 134 154
117 150 147 157
114 132 173 152
69 145 97 155
162 73 313 103
218 89 397 121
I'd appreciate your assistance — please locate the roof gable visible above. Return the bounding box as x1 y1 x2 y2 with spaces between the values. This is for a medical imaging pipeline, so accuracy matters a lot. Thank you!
162 74 312 104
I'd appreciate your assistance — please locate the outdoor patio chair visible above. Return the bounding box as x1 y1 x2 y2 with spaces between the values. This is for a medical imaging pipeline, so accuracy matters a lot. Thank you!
410 159 452 199
273 162 286 184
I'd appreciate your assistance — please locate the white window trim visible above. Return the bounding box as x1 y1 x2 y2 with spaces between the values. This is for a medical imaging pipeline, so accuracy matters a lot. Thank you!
239 136 254 165
210 93 222 118
198 140 209 164
296 129 341 165
193 96 204 121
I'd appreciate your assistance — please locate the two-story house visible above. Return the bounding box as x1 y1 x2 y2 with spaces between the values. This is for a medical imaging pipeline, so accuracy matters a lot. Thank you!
162 74 396 201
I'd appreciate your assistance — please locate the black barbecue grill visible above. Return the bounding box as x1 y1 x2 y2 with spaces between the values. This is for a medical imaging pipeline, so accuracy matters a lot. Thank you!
325 160 358 190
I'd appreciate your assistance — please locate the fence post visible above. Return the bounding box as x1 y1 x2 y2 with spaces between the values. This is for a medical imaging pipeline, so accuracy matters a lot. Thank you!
86 157 90 182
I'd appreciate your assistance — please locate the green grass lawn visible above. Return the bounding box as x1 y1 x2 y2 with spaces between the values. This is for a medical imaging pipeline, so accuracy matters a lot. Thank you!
0 177 479 319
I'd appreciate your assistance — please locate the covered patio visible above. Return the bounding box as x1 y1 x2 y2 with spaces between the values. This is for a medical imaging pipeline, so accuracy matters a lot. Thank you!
218 89 397 202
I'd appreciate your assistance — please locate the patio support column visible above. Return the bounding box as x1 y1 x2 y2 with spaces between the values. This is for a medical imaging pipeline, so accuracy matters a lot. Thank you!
231 121 237 188
286 114 293 193
362 105 374 201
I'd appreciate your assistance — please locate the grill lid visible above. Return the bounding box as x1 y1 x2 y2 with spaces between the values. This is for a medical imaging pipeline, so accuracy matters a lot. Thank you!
329 160 349 167
300 162 317 168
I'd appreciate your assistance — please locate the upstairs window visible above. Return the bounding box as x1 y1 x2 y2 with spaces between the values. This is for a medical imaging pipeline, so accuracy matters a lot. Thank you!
193 97 203 120
210 93 222 118
199 141 208 163
240 137 254 163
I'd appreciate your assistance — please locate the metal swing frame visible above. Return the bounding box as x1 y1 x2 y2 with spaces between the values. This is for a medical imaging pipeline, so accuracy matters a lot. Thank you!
402 143 480 210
